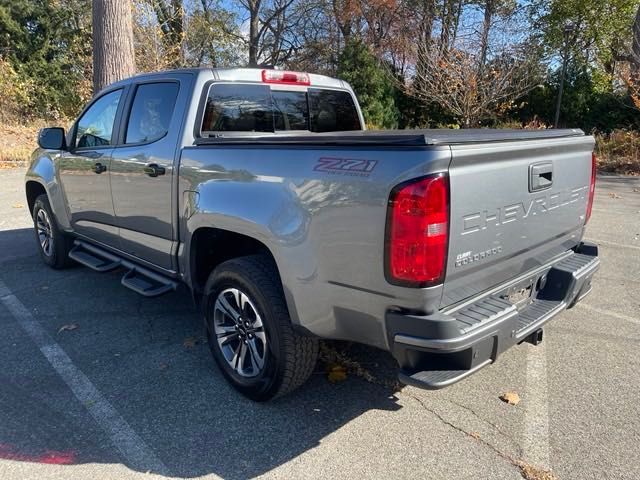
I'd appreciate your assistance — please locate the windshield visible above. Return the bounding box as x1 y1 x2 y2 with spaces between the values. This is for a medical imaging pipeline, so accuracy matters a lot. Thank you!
201 84 361 134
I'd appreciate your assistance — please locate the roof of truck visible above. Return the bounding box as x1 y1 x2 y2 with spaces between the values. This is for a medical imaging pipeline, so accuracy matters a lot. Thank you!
106 67 349 91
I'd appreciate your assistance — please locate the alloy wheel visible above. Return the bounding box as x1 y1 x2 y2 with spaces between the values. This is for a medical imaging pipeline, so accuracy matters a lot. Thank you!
213 288 267 378
36 208 54 257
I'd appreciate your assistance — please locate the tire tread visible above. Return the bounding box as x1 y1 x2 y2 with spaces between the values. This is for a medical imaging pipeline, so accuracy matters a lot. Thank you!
206 254 318 400
33 194 74 269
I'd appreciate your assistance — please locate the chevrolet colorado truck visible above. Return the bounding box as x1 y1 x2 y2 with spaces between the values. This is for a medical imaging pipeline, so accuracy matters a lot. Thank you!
26 68 599 401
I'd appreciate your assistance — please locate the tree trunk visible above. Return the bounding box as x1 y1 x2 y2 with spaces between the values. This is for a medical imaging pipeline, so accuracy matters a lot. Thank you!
450 0 464 47
151 0 185 67
332 0 354 43
92 0 136 94
440 0 455 53
478 0 493 73
632 5 640 73
248 0 261 66
414 0 436 97
421 0 436 54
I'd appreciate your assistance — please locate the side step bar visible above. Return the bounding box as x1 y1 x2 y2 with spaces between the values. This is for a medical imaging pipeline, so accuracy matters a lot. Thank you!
121 268 176 297
69 240 177 297
69 242 121 272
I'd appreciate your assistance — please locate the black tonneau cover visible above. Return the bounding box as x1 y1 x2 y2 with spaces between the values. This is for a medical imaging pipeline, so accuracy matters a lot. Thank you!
196 128 585 147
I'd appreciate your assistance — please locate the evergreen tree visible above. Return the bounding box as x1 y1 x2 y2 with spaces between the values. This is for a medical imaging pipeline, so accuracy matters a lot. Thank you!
337 40 399 129
0 0 92 118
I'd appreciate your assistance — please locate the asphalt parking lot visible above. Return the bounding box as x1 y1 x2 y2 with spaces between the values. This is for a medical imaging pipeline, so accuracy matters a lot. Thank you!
0 168 639 480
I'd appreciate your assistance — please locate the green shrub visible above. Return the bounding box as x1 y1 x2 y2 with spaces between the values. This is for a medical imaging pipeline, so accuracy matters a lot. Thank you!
0 59 33 122
337 41 400 129
595 130 640 175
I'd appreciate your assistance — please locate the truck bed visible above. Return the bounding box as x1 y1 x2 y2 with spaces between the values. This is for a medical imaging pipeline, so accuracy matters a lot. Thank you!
186 129 595 315
195 128 585 146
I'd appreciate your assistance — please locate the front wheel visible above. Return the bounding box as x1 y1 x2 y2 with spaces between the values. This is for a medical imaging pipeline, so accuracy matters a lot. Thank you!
32 194 74 269
203 255 318 401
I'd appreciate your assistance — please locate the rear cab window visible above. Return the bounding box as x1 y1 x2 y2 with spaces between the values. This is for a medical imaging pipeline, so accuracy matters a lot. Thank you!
202 84 273 132
308 89 362 132
201 83 361 135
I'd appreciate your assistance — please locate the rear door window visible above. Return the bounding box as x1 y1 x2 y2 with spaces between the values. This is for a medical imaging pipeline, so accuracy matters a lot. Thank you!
125 82 179 144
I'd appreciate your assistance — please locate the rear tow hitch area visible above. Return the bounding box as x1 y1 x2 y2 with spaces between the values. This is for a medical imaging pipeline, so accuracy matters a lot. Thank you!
522 328 544 346
390 243 599 390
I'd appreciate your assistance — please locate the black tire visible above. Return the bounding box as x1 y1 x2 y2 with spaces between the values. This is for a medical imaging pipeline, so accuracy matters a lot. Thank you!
32 194 74 269
203 255 318 401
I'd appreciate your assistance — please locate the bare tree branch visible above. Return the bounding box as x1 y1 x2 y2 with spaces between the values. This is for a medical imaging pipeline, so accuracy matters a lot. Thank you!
411 40 539 127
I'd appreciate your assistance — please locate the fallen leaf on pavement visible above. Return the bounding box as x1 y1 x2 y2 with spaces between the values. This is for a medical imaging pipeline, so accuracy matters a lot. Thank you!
183 337 197 348
57 324 78 334
327 364 347 383
517 461 558 480
608 193 622 199
12 203 24 208
499 391 520 405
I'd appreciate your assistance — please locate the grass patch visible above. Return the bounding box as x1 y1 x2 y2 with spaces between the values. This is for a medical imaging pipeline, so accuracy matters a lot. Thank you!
595 130 640 175
0 145 32 169
0 122 43 169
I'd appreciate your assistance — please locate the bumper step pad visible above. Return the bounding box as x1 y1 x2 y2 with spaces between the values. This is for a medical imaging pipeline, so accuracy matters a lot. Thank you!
399 359 492 390
454 296 515 334
516 299 562 335
393 245 600 390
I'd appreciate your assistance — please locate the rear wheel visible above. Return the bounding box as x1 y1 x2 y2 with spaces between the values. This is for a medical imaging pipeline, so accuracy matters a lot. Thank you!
203 255 318 401
32 194 74 269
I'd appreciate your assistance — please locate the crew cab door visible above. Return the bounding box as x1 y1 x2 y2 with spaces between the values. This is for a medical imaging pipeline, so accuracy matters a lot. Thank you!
58 87 126 246
109 75 191 271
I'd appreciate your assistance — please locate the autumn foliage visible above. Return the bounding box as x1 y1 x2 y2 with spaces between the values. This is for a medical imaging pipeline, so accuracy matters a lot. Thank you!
0 0 639 132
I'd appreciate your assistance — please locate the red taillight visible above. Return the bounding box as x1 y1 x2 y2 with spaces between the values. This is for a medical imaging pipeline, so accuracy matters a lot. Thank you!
261 69 311 85
385 174 450 287
586 152 596 224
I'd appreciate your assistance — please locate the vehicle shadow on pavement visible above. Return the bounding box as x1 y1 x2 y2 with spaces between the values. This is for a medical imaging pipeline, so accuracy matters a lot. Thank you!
0 227 403 479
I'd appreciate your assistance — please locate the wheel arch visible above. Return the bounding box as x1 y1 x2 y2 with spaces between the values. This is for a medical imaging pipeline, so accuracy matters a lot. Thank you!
25 152 71 230
25 180 47 217
186 227 303 322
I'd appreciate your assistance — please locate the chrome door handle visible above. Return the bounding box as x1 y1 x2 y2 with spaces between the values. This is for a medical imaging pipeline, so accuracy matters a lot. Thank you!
143 164 166 177
94 162 107 174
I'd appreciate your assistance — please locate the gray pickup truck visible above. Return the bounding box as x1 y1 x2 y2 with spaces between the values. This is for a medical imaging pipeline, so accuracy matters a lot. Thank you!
26 67 599 401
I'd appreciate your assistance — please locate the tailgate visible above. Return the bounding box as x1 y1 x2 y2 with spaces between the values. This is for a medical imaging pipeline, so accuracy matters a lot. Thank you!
441 135 595 308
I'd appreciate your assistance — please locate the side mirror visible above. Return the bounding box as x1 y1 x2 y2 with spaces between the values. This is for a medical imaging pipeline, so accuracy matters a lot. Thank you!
38 127 67 150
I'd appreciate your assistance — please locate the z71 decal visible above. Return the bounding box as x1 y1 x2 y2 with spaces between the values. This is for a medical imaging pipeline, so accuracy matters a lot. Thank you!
314 157 378 177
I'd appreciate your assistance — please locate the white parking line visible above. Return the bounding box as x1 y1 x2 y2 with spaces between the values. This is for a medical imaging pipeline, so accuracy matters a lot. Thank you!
585 238 640 251
522 342 551 471
0 279 168 475
577 303 640 326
